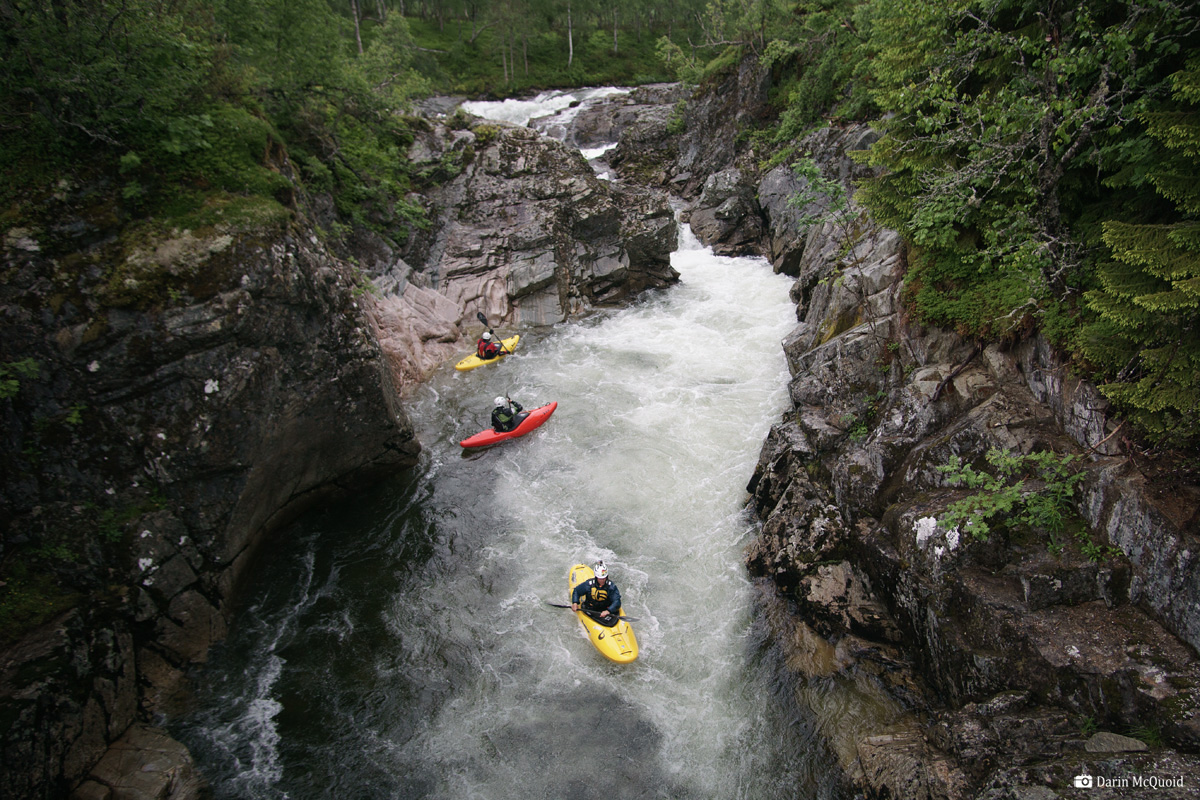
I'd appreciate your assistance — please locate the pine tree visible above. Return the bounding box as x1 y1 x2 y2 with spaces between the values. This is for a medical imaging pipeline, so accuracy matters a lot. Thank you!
855 0 1197 340
1083 58 1200 443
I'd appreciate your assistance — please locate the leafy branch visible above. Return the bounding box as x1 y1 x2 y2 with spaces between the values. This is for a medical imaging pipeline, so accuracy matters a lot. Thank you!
936 448 1087 551
788 157 850 227
0 359 40 400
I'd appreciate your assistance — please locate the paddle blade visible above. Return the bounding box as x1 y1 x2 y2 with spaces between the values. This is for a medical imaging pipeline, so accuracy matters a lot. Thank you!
476 311 489 326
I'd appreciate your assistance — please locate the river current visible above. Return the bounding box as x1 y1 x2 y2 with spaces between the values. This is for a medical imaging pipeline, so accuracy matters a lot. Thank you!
173 90 850 800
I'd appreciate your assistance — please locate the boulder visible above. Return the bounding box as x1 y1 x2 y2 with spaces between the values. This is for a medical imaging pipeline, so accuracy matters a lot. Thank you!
73 723 204 800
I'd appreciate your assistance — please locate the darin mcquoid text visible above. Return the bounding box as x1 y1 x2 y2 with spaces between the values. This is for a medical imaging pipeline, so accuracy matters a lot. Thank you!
1074 774 1186 790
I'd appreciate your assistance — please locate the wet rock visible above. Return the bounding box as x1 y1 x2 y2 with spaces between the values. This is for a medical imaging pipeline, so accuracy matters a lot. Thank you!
154 590 226 665
74 723 204 800
856 726 971 800
1 612 140 797
757 165 817 277
1085 732 1148 753
686 167 764 255
798 560 901 642
928 692 1077 782
531 84 687 150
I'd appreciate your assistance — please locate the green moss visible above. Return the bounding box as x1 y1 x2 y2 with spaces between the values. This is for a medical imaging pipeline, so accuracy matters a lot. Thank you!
819 306 862 344
171 192 290 233
0 561 81 648
472 124 502 146
699 46 744 84
79 317 108 344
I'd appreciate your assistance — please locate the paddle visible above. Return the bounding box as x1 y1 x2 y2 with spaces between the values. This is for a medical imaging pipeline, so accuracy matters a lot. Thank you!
475 311 512 355
544 601 641 622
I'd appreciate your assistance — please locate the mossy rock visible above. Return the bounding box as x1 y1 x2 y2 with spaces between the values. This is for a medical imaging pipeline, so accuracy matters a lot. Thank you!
472 124 502 146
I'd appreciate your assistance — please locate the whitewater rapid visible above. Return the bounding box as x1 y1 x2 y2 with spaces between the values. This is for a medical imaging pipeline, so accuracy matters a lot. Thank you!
172 92 851 800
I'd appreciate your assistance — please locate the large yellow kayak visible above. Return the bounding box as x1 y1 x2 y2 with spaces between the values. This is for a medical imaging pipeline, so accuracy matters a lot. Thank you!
568 563 638 664
454 335 520 371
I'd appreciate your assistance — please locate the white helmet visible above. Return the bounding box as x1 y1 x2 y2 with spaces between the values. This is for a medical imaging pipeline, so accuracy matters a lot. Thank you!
481 331 492 340
494 396 507 407
594 562 608 579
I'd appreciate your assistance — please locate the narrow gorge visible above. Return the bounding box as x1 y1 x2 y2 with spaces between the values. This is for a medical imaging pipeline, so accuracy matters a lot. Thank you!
3 59 1198 800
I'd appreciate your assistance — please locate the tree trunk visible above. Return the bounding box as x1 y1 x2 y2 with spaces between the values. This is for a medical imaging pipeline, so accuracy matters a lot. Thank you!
567 3 574 68
351 0 364 54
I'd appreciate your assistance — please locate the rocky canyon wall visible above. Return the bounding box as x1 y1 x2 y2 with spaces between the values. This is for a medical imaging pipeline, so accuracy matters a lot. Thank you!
1 215 420 799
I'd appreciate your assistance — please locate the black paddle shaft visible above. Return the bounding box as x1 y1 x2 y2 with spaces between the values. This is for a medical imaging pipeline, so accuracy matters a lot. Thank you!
544 601 640 622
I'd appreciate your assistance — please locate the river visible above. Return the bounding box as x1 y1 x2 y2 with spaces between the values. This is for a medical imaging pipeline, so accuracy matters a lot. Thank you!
172 90 850 800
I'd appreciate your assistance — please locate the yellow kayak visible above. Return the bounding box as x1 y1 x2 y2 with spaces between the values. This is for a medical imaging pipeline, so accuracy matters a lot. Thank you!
454 335 520 371
568 563 638 664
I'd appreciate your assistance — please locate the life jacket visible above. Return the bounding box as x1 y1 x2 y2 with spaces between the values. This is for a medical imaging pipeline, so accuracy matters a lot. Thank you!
579 579 615 612
492 405 516 431
478 338 500 359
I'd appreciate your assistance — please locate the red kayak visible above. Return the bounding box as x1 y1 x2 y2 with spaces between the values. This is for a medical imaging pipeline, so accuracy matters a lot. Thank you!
459 402 558 448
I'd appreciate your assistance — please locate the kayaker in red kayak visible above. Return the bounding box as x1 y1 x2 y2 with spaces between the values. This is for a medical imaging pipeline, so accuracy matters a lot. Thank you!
491 396 526 432
460 401 556 448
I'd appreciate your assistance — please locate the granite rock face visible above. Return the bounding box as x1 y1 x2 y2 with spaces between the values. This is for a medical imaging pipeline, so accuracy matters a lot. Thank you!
529 83 687 151
391 117 678 377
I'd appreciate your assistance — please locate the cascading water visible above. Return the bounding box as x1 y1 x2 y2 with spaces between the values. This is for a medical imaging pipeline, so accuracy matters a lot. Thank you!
461 86 630 128
172 95 854 800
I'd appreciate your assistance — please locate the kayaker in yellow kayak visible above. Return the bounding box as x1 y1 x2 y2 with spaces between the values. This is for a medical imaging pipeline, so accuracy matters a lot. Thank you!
571 561 621 624
476 331 506 360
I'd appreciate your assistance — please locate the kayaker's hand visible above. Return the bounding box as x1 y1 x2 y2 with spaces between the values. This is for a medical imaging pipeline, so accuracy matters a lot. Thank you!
600 610 610 618
571 603 579 611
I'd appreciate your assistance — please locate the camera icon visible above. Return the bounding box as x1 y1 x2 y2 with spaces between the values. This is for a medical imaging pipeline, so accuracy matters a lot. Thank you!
1074 774 1094 788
